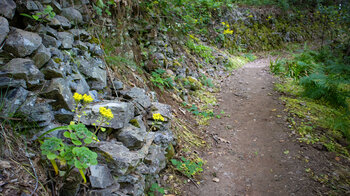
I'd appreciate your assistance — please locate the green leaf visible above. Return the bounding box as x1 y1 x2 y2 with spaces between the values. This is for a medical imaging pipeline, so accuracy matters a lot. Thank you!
32 15 39 20
72 139 82 145
63 131 71 138
100 127 106 132
84 138 92 144
47 153 57 160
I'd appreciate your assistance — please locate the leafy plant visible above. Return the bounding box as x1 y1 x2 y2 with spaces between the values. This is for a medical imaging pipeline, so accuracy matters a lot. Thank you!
171 157 203 178
199 74 214 88
150 68 174 90
39 93 113 184
21 5 55 22
148 183 165 196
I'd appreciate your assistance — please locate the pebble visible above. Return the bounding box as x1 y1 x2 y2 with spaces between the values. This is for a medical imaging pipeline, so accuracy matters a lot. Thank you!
212 177 220 182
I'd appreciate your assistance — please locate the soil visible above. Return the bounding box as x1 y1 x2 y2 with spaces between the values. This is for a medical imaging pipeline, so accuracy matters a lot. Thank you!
182 58 336 196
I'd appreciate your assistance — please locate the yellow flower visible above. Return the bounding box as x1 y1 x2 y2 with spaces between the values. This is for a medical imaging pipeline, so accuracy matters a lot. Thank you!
73 93 83 102
82 94 94 103
223 29 233 35
99 107 114 120
226 24 229 28
221 22 226 25
153 113 165 121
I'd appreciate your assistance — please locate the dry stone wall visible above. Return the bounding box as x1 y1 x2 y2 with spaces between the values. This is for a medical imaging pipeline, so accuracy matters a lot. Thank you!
0 0 175 195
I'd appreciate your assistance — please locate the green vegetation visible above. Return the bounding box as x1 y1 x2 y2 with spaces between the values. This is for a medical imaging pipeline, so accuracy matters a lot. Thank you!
171 157 203 178
148 183 165 196
38 93 113 183
21 5 55 22
150 68 174 90
270 45 350 156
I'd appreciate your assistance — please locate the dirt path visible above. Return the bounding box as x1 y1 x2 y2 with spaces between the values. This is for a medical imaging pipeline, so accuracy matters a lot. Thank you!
183 58 323 196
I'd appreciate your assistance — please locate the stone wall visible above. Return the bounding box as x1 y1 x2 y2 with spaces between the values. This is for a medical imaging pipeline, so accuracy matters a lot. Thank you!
0 0 175 195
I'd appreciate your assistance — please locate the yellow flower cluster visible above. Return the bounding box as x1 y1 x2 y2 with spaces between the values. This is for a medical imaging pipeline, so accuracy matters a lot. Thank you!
99 107 114 120
223 29 233 35
153 113 165 121
221 22 233 35
73 93 94 103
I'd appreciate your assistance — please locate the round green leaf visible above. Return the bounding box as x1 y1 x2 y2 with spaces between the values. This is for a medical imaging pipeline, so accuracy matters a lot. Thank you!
63 131 71 138
72 139 82 145
84 138 92 144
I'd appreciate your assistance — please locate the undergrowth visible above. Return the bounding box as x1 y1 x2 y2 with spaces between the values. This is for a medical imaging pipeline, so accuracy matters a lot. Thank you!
270 44 350 156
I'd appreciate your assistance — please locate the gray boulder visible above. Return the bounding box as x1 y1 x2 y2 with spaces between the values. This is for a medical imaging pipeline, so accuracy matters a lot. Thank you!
0 58 44 87
123 87 151 109
33 44 51 68
18 95 54 127
78 101 134 129
0 87 29 117
77 57 107 90
0 17 9 44
41 59 64 79
150 102 172 121
0 0 16 19
61 7 83 25
41 34 61 48
49 15 71 29
117 174 145 196
117 123 146 150
24 1 39 11
69 73 90 94
0 77 26 89
50 0 62 13
40 78 74 110
73 40 88 51
89 165 114 189
4 28 42 57
113 80 124 90
144 145 167 174
96 140 144 175
57 32 74 49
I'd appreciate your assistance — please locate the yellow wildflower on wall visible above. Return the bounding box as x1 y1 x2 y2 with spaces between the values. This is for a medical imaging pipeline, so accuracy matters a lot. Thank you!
153 113 165 121
73 93 83 102
99 107 114 120
83 94 94 103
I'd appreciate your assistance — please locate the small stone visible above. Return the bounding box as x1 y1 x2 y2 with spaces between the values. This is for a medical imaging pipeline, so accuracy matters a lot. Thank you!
212 177 220 182
0 0 16 19
4 28 42 57
57 32 73 49
0 17 9 44
61 7 83 25
89 164 114 189
41 34 61 48
0 160 11 169
33 44 51 68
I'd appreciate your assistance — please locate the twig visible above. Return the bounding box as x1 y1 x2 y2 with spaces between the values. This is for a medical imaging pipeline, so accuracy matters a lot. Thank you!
0 123 12 155
0 116 22 121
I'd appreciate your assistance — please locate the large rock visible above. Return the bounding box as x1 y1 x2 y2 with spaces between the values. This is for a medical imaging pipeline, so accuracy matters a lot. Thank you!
4 28 42 57
40 78 74 110
96 140 145 175
68 73 90 94
144 145 167 174
123 87 151 109
150 102 172 121
0 17 9 44
0 0 16 19
0 87 28 117
117 123 146 150
57 32 74 49
41 34 61 48
78 101 134 129
18 95 54 127
77 57 107 90
0 58 44 87
89 165 114 189
0 77 26 89
61 7 83 25
49 15 71 29
33 44 51 68
117 174 145 196
41 59 65 79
